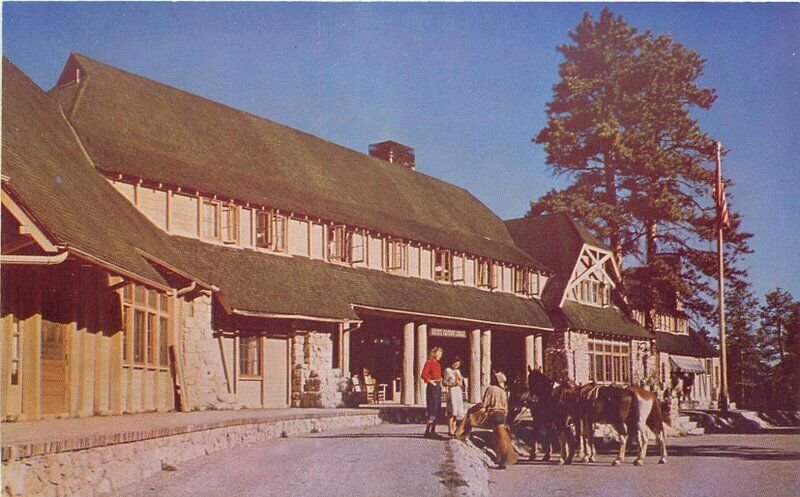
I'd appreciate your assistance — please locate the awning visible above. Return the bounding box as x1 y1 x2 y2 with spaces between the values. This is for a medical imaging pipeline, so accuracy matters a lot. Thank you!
669 356 706 373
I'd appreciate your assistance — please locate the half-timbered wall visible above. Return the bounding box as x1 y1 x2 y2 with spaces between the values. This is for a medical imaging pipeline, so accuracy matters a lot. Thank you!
103 177 548 299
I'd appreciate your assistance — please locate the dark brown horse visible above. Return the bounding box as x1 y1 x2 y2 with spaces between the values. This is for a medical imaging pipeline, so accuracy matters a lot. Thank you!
527 367 668 466
526 367 579 464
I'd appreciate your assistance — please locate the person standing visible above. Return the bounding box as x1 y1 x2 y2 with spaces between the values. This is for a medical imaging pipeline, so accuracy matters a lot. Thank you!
443 357 467 436
421 346 444 439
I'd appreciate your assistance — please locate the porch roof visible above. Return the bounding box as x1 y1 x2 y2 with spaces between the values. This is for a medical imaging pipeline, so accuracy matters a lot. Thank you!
549 301 651 339
167 235 554 331
657 331 718 358
669 356 706 374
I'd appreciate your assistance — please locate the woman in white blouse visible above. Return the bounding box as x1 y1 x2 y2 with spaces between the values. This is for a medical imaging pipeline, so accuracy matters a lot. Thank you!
443 357 467 436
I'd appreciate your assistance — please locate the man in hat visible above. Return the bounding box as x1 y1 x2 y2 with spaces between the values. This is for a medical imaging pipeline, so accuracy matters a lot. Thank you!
456 371 517 469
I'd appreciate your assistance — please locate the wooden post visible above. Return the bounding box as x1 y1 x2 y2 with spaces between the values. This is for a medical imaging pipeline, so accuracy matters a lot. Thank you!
401 321 414 405
525 334 535 372
480 329 491 394
534 335 543 370
415 323 428 405
469 328 481 403
341 326 351 376
716 141 730 411
22 268 42 420
108 274 124 415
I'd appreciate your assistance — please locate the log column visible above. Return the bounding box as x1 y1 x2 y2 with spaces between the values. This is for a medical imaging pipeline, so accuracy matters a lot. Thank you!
415 323 428 405
401 321 415 405
535 335 543 370
469 328 481 403
341 325 351 376
480 329 492 394
525 334 535 372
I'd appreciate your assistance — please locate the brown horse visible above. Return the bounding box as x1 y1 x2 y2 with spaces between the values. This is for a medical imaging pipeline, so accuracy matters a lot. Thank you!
526 367 579 464
528 367 668 466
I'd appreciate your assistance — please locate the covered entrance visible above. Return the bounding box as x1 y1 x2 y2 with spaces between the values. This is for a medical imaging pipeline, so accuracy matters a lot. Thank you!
40 270 71 416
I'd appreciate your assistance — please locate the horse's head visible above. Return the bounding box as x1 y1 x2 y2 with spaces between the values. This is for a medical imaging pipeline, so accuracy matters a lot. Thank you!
527 366 554 400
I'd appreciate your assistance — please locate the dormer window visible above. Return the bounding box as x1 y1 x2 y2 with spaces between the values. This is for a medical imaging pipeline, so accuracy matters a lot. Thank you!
202 199 220 241
434 249 451 282
328 225 347 262
254 210 286 252
255 210 271 248
221 202 239 243
272 214 287 252
348 230 365 263
477 259 496 289
387 239 407 272
528 270 540 297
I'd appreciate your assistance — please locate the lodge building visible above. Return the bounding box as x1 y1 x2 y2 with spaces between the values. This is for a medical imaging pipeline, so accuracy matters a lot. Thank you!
1 54 718 421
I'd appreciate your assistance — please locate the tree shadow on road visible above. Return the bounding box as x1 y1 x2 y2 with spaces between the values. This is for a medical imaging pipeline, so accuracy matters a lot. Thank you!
666 444 800 462
309 433 446 441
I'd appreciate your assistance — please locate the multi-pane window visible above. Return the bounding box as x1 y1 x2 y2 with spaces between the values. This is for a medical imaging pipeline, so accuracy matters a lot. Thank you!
239 336 261 376
221 202 239 243
434 249 451 282
514 268 526 295
121 283 170 367
202 199 220 240
576 279 609 307
588 339 630 384
528 270 540 297
387 239 406 272
452 255 464 283
328 225 347 262
477 260 496 289
255 210 271 248
348 230 365 263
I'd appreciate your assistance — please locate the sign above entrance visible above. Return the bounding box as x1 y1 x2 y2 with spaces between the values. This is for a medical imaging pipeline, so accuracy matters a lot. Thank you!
430 328 466 339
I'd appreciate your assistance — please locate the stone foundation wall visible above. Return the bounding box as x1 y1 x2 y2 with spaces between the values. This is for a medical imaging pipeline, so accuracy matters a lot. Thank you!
291 331 345 408
543 331 590 383
1 413 382 497
178 294 237 411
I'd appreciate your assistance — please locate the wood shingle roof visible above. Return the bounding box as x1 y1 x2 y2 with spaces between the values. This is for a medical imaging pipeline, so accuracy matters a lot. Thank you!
52 53 544 270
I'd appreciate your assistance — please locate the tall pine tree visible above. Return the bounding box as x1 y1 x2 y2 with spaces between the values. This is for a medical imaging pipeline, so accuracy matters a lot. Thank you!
532 8 752 329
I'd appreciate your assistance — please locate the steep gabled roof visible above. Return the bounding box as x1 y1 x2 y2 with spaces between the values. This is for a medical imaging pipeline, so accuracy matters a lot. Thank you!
505 213 649 339
51 53 543 270
1 58 174 288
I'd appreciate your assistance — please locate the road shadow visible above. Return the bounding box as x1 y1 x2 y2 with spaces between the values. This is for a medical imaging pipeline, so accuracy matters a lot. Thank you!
310 433 449 442
666 444 800 462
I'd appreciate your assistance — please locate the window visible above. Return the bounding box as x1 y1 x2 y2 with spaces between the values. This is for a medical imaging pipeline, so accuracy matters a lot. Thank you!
255 210 271 248
528 271 540 297
328 225 347 262
272 214 287 252
574 278 609 307
452 255 464 283
221 202 239 243
202 199 220 240
434 249 451 282
348 230 365 263
588 339 630 384
121 283 171 367
514 268 526 295
477 260 496 289
239 336 261 376
387 239 406 272
3 291 22 385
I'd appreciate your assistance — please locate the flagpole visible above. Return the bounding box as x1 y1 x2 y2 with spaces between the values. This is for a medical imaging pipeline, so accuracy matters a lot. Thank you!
716 141 730 412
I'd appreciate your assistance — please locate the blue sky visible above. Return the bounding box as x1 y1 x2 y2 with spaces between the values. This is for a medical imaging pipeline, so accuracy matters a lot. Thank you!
4 2 799 300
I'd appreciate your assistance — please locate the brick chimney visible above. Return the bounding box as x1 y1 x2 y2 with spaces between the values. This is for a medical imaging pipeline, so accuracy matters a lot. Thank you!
369 141 415 171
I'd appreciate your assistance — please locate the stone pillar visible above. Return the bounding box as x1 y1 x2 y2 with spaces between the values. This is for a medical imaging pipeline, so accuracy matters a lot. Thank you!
480 329 492 394
534 335 543 370
469 328 481 403
401 322 415 405
525 334 535 372
415 323 428 405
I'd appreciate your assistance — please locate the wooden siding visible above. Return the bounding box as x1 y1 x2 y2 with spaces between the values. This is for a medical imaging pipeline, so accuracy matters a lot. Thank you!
110 180 135 204
170 192 198 237
138 186 167 230
263 338 289 408
310 223 324 260
420 248 433 280
288 219 309 257
367 235 383 270
240 208 253 247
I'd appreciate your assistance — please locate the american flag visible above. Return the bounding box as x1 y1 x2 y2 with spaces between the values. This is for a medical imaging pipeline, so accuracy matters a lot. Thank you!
713 179 731 228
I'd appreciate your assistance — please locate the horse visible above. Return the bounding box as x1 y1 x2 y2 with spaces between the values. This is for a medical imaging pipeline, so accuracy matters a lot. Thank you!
527 367 668 466
526 367 579 464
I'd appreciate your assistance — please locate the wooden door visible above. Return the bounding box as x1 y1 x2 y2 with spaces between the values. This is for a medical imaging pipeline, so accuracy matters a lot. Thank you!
263 338 289 408
40 318 67 414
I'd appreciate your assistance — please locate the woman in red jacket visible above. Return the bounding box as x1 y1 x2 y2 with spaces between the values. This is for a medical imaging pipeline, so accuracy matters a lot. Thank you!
421 346 444 439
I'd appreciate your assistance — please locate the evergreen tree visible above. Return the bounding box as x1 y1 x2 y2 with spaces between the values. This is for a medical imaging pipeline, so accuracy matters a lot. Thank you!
531 8 752 329
758 288 799 409
724 279 760 409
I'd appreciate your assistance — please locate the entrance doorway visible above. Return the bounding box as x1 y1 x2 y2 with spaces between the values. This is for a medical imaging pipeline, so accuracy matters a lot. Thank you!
492 332 526 384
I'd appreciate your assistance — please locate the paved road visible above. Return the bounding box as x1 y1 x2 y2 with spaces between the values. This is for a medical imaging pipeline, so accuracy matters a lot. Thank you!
489 434 800 497
117 423 456 497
